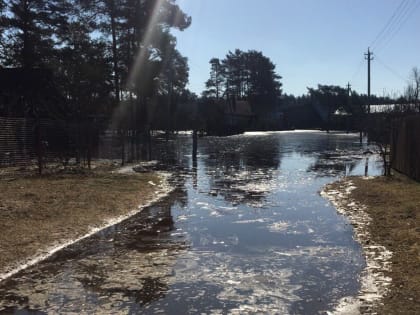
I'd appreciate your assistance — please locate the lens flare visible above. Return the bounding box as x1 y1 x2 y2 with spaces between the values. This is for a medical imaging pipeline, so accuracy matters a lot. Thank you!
127 0 166 90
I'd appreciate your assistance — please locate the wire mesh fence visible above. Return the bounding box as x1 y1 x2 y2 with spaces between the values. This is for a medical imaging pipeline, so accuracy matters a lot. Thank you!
0 117 151 173
0 117 37 167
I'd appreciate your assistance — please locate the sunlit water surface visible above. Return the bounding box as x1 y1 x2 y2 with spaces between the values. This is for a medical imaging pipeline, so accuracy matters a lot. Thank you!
0 131 382 314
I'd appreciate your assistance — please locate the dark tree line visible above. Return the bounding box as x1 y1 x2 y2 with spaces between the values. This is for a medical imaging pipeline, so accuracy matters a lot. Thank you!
1 0 417 135
281 85 407 130
0 0 192 125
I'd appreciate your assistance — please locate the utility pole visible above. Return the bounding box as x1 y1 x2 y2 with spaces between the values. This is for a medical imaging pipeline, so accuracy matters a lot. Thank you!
365 48 374 114
346 82 351 134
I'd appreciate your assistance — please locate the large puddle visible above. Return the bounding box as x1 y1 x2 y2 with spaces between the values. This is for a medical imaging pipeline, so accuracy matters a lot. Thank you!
0 131 382 314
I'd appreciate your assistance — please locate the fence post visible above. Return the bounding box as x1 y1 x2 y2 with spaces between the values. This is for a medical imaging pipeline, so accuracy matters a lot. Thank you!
147 127 152 161
121 128 125 166
87 122 92 169
35 120 43 175
192 129 198 161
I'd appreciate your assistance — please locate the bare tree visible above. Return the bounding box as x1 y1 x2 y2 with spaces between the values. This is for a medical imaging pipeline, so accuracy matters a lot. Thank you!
405 67 420 112
367 112 394 176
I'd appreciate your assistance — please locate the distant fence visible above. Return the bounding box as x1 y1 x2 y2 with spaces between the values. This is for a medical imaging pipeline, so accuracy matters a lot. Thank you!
391 115 420 181
0 117 151 172
0 117 37 166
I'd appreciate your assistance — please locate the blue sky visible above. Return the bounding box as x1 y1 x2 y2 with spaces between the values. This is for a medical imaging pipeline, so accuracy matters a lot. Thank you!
172 0 420 97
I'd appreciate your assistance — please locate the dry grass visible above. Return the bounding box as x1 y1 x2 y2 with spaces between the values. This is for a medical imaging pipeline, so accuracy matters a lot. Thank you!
0 170 162 273
348 175 420 314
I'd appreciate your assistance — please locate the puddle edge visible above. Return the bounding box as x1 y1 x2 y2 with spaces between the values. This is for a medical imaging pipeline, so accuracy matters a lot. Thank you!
321 178 393 315
0 172 174 283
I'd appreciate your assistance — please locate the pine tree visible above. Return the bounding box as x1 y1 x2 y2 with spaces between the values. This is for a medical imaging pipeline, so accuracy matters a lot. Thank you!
123 0 191 95
204 58 225 100
246 50 282 98
206 49 282 101
3 0 69 68
223 49 246 98
94 0 126 104
0 0 6 62
56 19 113 119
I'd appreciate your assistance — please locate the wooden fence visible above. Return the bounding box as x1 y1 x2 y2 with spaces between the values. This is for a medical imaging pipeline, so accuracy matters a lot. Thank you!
391 115 420 181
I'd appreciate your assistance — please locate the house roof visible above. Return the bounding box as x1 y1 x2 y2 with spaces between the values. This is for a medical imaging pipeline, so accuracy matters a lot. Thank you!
334 107 352 116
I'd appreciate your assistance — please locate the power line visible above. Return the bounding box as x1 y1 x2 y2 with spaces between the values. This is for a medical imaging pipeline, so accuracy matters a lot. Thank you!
375 0 420 53
349 0 408 90
375 54 410 84
371 0 416 51
351 57 365 82
370 0 409 50
374 0 417 51
350 1 419 92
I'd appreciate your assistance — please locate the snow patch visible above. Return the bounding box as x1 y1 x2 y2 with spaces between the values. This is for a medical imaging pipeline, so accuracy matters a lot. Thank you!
321 180 393 314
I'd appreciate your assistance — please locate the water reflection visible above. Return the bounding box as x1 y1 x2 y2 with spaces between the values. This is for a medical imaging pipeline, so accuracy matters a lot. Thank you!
199 134 283 207
0 188 189 314
307 151 361 177
0 131 382 314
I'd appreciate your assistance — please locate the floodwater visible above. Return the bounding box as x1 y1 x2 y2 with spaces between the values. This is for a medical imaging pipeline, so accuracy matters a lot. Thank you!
0 131 383 314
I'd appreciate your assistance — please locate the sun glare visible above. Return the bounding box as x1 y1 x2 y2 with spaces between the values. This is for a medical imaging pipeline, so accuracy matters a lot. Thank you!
127 0 166 90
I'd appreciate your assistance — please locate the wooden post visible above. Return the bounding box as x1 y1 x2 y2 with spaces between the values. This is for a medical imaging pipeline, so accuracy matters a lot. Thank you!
87 122 92 170
364 156 369 176
192 129 198 161
121 129 125 166
147 127 152 161
35 120 43 175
